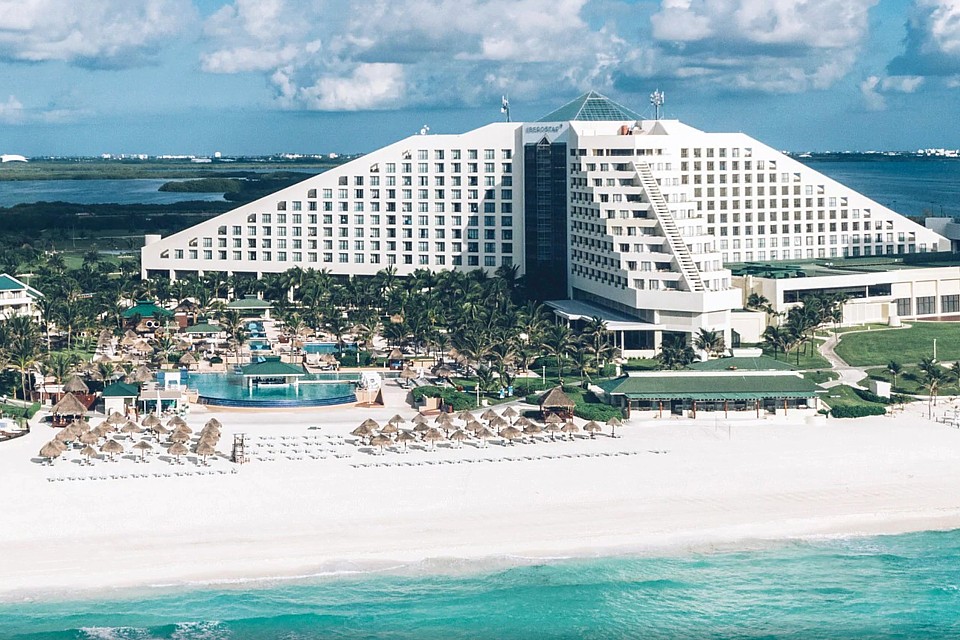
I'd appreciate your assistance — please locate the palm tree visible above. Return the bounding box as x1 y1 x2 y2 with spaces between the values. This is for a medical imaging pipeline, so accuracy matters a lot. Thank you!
694 328 725 359
9 341 39 413
887 360 903 391
923 366 948 418
656 335 696 370
581 316 610 372
43 351 78 384
762 325 790 360
542 323 575 385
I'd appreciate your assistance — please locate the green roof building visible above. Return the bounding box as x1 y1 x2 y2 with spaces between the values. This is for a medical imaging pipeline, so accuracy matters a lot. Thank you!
600 371 822 419
239 357 305 387
122 300 173 319
225 295 273 318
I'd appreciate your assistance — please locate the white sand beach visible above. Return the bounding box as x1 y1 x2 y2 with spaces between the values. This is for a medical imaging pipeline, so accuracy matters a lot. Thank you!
3 387 960 601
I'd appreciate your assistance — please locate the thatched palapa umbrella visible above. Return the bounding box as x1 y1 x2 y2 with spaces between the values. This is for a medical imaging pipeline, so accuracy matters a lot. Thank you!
396 430 417 450
91 423 113 438
62 374 89 395
561 421 580 439
105 411 126 425
481 408 499 422
81 444 99 464
152 424 170 437
142 414 161 428
501 406 518 421
379 422 398 436
489 415 508 434
51 392 87 420
514 416 533 429
121 421 142 436
370 434 392 454
169 431 191 444
205 418 223 429
167 415 188 430
522 424 543 436
545 413 563 425
476 426 495 447
168 442 189 463
133 440 153 461
54 428 74 444
457 410 475 423
178 352 198 368
101 438 124 461
412 422 430 435
500 425 522 444
400 367 417 383
195 441 216 463
544 422 562 440
449 429 468 448
606 416 623 438
465 419 484 433
411 413 428 425
583 421 602 438
133 365 153 383
423 427 445 450
79 431 100 445
388 414 406 425
40 440 65 462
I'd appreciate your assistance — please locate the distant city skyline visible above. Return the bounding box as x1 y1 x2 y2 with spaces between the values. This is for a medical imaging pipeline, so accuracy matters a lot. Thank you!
1 0 959 156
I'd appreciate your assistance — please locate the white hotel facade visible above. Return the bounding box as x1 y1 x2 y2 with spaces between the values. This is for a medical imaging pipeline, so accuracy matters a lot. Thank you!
142 93 948 353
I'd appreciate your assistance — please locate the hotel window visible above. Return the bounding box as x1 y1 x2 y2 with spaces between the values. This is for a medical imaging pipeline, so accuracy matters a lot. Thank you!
895 298 912 316
916 296 936 315
942 295 960 314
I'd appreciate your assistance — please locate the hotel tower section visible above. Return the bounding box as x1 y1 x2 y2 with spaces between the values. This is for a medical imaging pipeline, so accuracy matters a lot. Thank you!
143 92 947 355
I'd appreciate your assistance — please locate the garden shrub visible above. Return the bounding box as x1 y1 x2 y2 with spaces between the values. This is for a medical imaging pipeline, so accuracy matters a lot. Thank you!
830 404 887 418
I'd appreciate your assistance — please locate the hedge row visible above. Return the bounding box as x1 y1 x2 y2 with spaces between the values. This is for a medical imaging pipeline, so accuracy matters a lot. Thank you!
830 404 887 418
410 385 476 411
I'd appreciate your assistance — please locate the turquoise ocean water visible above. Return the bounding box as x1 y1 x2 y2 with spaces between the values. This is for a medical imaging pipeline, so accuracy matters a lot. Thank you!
3 530 960 639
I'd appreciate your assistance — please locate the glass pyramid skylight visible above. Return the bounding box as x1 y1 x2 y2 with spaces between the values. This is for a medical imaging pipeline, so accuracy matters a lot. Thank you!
537 91 644 122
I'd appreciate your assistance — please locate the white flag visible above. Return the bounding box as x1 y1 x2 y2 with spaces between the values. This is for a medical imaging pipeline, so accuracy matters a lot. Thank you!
501 96 509 113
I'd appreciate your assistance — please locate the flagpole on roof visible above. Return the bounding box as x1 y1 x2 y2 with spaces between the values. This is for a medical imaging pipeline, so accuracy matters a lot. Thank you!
501 95 510 122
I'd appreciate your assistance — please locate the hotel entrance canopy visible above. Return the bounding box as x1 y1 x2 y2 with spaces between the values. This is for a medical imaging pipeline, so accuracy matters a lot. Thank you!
545 299 658 332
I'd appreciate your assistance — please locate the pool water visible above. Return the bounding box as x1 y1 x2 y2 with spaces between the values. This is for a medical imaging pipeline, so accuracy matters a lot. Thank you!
187 372 359 408
302 342 357 354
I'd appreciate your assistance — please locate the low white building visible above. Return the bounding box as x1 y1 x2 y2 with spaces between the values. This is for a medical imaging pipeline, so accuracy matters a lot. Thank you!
734 256 960 326
0 274 42 321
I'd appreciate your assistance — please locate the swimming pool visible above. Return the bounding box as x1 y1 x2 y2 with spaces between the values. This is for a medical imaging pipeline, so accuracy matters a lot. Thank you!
188 372 359 408
302 342 357 354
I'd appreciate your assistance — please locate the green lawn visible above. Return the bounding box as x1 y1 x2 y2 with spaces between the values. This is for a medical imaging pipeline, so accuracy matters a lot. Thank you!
815 323 889 337
803 370 840 384
834 322 960 367
866 365 960 396
761 346 831 370
821 384 890 417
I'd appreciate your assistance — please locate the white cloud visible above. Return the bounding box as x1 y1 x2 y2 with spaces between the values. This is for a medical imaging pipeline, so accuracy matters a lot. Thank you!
889 0 960 75
860 75 886 110
860 74 926 110
0 94 88 124
0 95 24 124
199 0 626 110
0 0 194 68
644 0 877 94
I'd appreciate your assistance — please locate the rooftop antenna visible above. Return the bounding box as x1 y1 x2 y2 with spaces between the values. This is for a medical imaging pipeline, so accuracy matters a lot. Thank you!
501 95 511 123
650 89 665 120
419 124 430 135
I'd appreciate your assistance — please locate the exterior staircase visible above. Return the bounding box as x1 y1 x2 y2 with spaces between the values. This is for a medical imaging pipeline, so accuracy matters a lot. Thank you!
635 162 706 292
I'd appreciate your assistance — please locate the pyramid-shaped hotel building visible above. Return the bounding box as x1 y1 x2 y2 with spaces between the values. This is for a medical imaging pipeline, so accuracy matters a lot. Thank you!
142 92 948 353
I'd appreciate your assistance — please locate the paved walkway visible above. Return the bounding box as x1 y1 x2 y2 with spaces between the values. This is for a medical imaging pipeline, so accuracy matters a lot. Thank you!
817 333 869 389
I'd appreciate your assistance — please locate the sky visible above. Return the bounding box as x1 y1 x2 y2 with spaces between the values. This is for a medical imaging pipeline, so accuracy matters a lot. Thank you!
1 0 960 156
